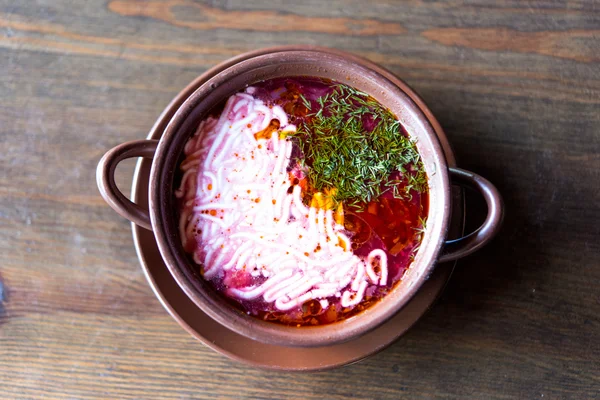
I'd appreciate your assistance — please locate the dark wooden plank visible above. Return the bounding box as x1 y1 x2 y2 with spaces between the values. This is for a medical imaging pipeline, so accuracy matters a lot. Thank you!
0 0 598 398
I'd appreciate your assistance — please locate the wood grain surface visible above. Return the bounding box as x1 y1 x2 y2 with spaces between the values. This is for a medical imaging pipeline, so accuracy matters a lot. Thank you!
1 1 599 399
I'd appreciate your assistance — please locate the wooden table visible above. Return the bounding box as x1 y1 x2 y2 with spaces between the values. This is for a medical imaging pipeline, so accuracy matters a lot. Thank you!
1 1 598 398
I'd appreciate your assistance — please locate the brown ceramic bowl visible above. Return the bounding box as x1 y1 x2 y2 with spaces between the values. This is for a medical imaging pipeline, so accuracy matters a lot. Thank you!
97 48 503 348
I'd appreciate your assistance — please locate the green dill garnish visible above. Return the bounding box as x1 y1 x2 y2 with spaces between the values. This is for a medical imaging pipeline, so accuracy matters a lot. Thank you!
298 93 311 111
409 215 427 261
413 215 427 234
292 84 427 206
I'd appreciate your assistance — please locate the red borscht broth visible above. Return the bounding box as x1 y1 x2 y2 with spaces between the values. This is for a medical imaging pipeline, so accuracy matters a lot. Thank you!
175 77 428 326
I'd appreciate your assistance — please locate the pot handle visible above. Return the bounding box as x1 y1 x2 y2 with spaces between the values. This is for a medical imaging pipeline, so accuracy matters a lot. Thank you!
96 139 158 231
438 167 504 263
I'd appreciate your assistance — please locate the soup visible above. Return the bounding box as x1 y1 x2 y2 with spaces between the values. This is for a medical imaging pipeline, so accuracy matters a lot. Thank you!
175 77 428 326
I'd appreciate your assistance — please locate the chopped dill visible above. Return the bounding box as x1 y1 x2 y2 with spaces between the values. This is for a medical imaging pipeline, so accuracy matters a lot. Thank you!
292 84 427 206
409 215 427 261
298 93 311 111
413 215 427 234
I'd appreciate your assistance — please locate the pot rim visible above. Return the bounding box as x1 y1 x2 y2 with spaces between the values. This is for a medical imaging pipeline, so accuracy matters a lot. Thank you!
148 49 451 347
